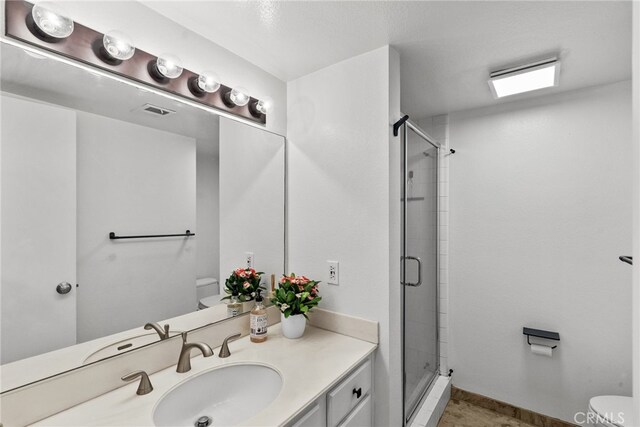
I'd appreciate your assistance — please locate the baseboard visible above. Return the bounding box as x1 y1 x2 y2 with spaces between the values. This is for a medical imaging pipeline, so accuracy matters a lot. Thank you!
451 386 577 427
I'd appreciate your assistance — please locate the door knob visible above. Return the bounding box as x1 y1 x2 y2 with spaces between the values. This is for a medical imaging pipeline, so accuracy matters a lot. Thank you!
56 282 72 294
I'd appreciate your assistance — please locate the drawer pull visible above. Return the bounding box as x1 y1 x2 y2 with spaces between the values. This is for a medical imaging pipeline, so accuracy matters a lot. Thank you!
352 387 362 399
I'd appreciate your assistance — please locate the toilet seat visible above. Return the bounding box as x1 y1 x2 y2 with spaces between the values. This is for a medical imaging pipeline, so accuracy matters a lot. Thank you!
588 396 633 427
198 294 224 309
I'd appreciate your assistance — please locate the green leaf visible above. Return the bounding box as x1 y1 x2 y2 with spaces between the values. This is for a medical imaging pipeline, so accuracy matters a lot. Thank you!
286 291 295 303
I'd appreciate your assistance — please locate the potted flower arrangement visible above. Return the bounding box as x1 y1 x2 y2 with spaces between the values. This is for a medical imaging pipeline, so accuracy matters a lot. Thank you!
271 273 321 339
222 268 265 312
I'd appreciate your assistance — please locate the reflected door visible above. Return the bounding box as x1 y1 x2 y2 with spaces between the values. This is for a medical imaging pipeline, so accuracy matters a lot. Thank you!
1 95 77 363
402 123 439 423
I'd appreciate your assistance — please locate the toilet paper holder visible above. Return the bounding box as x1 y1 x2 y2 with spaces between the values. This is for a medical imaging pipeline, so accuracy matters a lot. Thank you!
523 327 560 349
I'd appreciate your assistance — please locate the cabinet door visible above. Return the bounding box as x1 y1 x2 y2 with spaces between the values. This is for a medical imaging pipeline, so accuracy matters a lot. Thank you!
1 95 77 363
291 398 326 427
337 395 372 427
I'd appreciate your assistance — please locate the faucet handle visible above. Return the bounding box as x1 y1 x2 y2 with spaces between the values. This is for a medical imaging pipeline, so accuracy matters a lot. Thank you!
219 333 242 358
181 331 188 343
163 323 170 338
121 370 153 395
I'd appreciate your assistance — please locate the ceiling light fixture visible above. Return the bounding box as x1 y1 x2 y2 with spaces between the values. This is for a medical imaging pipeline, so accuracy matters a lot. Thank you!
488 57 560 99
223 86 250 107
31 2 74 40
188 71 220 97
101 30 135 62
149 53 183 82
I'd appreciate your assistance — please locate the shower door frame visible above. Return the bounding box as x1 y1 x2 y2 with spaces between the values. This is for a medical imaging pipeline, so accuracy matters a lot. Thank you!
400 118 441 426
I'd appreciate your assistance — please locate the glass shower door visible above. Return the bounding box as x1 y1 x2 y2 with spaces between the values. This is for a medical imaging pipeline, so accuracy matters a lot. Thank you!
402 122 439 423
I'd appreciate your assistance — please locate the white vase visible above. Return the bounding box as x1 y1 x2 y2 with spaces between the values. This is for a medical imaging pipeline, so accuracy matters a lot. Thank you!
241 301 254 313
281 313 306 339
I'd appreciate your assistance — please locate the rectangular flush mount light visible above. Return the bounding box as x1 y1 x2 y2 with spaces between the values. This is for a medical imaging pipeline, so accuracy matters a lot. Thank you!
488 57 560 98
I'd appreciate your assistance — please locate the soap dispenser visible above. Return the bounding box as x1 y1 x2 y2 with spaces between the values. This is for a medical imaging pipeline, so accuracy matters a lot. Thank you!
227 290 242 317
250 289 268 343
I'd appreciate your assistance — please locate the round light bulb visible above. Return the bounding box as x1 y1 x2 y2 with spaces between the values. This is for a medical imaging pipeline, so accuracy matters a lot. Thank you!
254 97 273 114
197 71 220 93
155 54 183 79
103 30 135 61
229 87 250 107
32 2 74 39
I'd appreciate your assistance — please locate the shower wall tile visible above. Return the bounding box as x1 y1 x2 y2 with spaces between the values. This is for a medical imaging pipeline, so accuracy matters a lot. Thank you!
419 114 450 377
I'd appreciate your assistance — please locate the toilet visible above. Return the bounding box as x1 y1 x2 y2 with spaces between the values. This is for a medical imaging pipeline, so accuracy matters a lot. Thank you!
196 277 223 309
587 396 633 427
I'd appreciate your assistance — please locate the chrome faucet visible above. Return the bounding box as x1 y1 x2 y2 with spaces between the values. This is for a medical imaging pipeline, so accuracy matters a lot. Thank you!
176 332 213 373
121 371 153 395
144 322 170 340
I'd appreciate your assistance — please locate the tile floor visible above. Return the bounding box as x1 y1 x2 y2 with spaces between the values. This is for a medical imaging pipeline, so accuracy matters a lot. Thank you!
438 399 537 427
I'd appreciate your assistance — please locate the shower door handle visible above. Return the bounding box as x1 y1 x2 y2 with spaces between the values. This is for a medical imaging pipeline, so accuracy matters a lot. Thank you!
402 256 422 287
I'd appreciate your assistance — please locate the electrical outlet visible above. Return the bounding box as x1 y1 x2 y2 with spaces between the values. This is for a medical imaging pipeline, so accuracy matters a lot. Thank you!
245 252 254 269
327 260 339 285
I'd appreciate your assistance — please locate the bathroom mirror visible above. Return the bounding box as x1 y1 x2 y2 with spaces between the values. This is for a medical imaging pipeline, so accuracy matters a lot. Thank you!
0 42 285 392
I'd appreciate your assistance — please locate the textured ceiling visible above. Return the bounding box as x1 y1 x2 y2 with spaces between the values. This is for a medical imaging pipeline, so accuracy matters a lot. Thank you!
143 1 632 118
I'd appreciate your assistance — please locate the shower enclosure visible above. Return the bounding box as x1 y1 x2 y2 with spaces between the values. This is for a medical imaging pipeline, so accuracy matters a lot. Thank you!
400 118 440 424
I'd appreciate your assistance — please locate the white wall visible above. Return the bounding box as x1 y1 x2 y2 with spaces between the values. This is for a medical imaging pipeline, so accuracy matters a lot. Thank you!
449 81 633 422
196 138 220 282
76 112 196 342
22 1 287 136
1 95 77 363
219 117 285 285
287 46 403 426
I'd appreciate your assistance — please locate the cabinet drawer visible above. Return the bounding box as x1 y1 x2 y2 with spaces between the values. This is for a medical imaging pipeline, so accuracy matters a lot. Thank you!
337 395 372 427
327 359 372 427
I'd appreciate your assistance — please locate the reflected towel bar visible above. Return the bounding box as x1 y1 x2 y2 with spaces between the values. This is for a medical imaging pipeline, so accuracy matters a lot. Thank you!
109 230 195 240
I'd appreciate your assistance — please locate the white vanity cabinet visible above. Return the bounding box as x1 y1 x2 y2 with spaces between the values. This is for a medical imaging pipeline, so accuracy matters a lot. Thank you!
289 356 374 427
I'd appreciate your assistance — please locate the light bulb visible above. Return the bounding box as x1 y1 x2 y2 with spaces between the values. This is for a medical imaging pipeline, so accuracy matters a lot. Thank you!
197 71 220 93
254 97 272 114
155 54 183 79
229 87 250 107
103 30 135 61
32 2 74 39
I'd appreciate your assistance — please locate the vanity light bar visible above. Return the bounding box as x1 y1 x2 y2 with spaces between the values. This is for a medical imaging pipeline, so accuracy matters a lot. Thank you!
4 0 270 123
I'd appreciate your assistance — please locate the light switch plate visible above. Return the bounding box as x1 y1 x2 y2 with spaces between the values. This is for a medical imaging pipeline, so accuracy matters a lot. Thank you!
245 252 254 269
327 260 339 285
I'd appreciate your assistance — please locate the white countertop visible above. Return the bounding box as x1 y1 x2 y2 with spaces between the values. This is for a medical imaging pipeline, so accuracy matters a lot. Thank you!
31 324 377 427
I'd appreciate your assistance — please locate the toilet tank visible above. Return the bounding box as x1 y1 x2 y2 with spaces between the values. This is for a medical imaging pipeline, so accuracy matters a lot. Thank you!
196 277 220 300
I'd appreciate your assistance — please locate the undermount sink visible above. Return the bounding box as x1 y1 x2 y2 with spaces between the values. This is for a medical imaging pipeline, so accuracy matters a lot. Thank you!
83 331 179 364
153 364 282 427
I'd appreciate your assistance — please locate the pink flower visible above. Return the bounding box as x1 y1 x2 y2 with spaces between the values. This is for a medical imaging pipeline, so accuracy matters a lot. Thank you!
243 282 251 289
280 277 287 284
